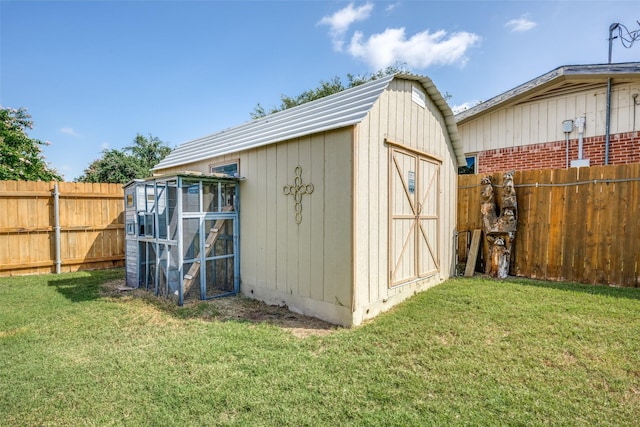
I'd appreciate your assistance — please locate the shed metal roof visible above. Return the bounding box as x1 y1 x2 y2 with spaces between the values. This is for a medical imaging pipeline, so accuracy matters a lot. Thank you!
155 73 464 170
455 62 640 124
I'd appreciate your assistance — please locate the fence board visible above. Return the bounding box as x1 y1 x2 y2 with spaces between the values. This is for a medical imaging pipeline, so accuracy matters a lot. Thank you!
514 172 532 277
533 169 552 279
619 163 637 284
599 166 617 284
581 167 599 283
546 168 566 280
457 164 640 287
0 181 125 277
561 170 579 282
622 163 640 286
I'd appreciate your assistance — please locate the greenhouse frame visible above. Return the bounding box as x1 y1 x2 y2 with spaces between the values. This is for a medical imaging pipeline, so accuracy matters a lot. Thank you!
124 173 240 305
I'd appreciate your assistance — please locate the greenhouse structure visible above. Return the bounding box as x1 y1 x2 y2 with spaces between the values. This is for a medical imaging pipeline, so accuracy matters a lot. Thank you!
123 173 239 305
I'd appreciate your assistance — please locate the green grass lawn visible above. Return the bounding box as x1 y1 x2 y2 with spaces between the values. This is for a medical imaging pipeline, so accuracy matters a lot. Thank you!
1 269 639 426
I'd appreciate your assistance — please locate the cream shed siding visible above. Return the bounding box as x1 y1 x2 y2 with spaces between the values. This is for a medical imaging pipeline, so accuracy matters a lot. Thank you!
157 128 355 325
155 74 462 326
352 79 458 324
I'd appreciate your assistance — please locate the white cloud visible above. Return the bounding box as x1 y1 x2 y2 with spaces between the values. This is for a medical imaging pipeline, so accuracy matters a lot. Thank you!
100 142 110 150
385 2 400 13
505 16 537 32
60 127 80 137
348 28 480 70
318 2 374 51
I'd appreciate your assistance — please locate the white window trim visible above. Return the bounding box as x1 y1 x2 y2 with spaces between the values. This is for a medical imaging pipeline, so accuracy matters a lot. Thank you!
209 159 240 177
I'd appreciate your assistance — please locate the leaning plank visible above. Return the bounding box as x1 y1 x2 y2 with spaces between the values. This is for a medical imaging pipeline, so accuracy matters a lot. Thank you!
464 229 482 277
182 206 233 296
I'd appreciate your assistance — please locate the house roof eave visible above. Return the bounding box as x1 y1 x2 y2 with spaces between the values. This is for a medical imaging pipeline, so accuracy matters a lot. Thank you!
455 62 640 125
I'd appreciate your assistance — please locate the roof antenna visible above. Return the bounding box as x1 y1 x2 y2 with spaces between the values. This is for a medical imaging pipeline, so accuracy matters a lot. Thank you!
606 21 639 164
608 21 640 63
608 23 619 63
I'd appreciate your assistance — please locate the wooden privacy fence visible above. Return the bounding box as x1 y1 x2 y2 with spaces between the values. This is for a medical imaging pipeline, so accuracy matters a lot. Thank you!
457 164 640 287
0 181 125 277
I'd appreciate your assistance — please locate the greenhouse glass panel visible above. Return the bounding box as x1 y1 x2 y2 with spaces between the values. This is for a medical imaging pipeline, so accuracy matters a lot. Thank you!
182 181 200 212
182 218 201 261
168 185 178 241
124 174 240 305
203 182 219 212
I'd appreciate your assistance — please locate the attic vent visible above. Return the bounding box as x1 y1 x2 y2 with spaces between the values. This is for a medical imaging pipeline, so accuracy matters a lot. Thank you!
412 86 426 108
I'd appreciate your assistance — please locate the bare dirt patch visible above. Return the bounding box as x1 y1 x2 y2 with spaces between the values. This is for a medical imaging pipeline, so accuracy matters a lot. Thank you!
101 279 339 338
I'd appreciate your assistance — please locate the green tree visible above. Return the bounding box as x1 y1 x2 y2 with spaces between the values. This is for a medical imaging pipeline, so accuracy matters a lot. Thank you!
77 149 147 183
251 64 410 119
0 106 62 181
126 133 172 174
76 133 171 184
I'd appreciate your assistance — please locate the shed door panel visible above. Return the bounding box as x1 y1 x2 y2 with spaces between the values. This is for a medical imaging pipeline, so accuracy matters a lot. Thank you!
417 158 439 276
389 149 440 287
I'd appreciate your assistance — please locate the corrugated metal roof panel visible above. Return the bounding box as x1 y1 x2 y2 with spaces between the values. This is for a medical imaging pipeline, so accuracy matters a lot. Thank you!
155 73 465 170
154 75 394 170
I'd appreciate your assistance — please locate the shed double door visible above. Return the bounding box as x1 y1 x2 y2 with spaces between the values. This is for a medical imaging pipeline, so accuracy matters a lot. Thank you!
389 148 440 287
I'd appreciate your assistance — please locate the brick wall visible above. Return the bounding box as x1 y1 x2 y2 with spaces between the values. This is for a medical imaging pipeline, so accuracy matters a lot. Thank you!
478 132 640 174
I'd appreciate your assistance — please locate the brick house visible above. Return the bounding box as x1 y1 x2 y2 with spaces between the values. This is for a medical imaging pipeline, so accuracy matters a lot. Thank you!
455 63 640 174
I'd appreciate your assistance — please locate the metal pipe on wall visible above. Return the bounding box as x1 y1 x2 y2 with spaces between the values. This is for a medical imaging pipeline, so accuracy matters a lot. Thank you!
576 117 586 159
605 78 612 165
562 120 573 169
565 133 569 168
53 183 61 274
632 93 639 139
605 23 620 165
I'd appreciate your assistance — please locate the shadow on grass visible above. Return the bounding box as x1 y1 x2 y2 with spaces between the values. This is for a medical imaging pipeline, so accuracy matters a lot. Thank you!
503 276 640 301
45 268 338 336
47 269 122 303
94 272 339 337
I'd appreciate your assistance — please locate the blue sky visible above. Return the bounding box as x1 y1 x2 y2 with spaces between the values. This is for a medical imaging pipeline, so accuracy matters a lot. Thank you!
1 1 639 180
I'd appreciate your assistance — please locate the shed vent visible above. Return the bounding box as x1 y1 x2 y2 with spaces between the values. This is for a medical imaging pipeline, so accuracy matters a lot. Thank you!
412 86 426 108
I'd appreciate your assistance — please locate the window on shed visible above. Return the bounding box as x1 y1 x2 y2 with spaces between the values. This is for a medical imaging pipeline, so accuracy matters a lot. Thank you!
210 160 239 177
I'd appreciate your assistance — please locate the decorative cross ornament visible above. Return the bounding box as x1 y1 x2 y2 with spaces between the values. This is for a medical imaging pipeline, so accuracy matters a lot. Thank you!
283 166 314 224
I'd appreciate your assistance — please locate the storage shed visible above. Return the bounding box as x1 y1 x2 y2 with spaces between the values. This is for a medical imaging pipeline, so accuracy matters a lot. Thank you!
153 73 464 326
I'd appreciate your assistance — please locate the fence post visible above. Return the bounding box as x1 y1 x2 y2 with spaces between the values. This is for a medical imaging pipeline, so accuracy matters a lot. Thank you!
53 182 61 274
